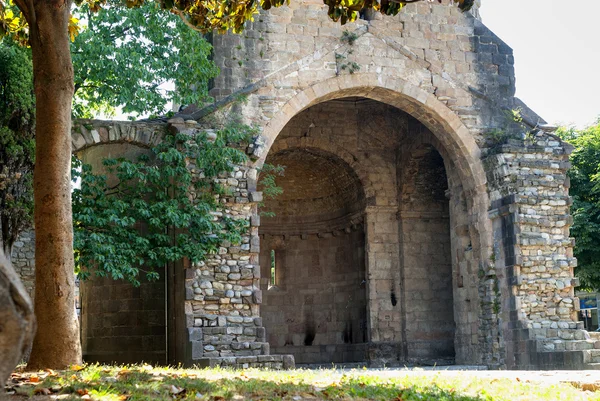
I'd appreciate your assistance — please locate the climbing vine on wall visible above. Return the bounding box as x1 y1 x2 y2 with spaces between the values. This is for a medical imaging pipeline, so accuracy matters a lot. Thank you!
72 126 255 286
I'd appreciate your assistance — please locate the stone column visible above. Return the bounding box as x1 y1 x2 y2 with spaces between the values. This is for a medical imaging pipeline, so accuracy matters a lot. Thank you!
485 132 589 369
165 120 294 369
364 205 403 366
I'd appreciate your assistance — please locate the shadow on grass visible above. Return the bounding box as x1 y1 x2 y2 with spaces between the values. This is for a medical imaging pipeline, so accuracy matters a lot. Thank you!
6 369 492 401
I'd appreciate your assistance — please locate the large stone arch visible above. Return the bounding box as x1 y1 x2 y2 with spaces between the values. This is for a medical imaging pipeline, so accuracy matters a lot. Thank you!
258 74 485 195
254 74 493 365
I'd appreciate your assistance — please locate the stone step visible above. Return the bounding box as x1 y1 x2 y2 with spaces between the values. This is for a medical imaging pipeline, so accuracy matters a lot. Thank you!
583 349 600 363
584 363 600 370
195 354 295 369
540 339 597 352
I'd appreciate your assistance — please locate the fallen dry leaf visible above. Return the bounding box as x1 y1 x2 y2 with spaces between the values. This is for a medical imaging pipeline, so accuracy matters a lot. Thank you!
581 383 600 392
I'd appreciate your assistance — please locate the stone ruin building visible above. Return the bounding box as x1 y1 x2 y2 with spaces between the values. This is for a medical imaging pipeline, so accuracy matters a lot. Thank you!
14 0 596 369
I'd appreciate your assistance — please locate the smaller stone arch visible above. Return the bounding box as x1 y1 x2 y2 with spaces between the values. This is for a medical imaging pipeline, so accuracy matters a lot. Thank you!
268 137 380 206
71 120 165 153
73 119 169 365
261 145 366 235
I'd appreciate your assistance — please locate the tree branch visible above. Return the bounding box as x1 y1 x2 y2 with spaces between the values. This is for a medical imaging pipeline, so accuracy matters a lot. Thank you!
173 10 206 33
12 0 32 23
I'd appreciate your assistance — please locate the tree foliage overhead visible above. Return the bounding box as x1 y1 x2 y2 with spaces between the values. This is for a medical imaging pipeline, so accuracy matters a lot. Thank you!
559 120 600 290
0 39 34 257
71 2 218 118
1 0 474 41
72 127 252 286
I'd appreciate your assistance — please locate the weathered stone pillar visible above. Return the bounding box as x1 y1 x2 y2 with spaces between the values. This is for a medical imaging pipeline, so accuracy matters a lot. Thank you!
364 205 403 365
485 132 588 369
163 120 294 369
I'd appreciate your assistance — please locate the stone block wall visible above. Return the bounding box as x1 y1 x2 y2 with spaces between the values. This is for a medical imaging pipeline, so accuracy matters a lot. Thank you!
11 230 35 299
209 0 512 136
260 229 367 364
80 276 167 364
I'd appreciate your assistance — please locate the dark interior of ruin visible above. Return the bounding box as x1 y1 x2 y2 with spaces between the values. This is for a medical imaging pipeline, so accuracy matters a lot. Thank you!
259 97 456 366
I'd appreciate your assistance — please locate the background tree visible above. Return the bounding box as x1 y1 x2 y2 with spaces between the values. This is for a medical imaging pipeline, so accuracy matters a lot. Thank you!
0 3 217 261
70 1 217 119
0 39 34 260
559 120 600 290
0 2 220 369
0 0 473 370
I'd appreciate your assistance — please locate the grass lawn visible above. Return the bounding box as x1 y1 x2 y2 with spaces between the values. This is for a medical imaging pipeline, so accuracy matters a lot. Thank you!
5 364 600 401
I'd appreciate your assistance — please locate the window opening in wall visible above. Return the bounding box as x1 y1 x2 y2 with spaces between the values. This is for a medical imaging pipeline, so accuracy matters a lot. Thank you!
269 249 276 288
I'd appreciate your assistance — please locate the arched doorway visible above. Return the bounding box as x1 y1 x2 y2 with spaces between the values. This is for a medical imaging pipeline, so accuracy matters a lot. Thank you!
257 91 485 366
77 143 168 365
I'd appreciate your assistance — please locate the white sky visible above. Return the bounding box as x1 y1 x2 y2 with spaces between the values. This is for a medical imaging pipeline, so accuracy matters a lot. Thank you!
480 0 600 128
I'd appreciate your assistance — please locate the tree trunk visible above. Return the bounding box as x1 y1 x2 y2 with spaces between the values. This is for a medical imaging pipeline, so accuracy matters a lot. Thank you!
25 0 82 369
0 252 36 385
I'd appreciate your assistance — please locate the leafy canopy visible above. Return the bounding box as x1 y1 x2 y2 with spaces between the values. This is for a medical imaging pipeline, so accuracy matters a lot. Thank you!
72 126 253 286
1 0 474 41
2 1 218 119
0 38 34 254
0 2 219 257
558 120 600 290
71 1 218 118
